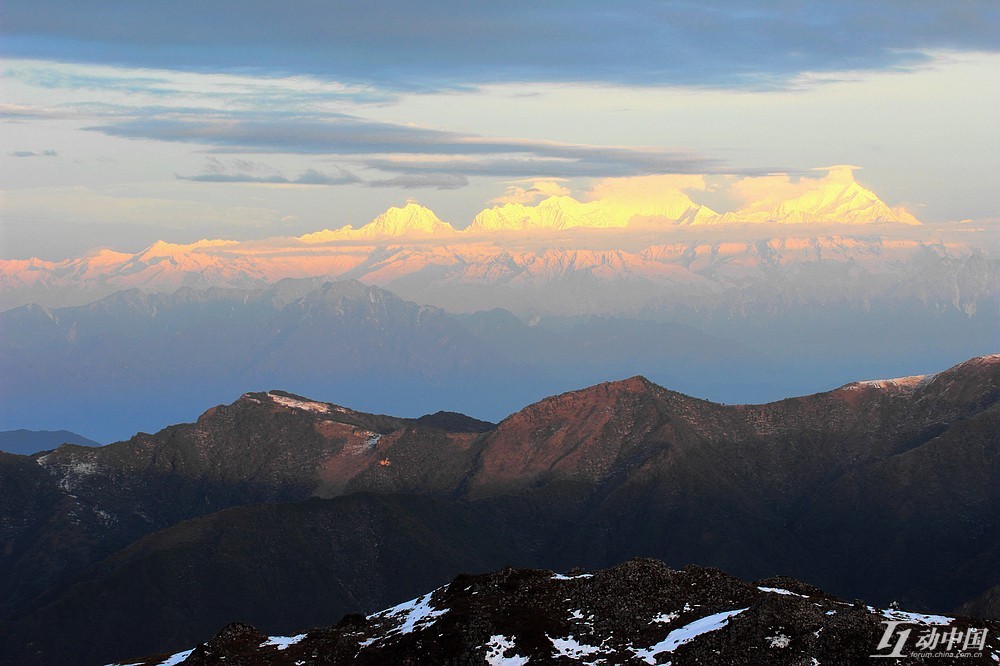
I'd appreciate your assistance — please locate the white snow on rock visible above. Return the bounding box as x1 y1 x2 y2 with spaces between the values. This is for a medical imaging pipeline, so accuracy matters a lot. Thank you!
268 393 332 413
156 649 194 666
652 612 679 624
368 590 448 637
879 608 953 625
552 572 594 580
758 586 809 598
485 634 531 665
549 634 602 660
632 608 748 664
767 633 791 648
261 633 307 650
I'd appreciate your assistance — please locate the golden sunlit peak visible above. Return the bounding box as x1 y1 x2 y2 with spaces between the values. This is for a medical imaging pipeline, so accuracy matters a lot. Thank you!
298 202 456 242
139 239 238 257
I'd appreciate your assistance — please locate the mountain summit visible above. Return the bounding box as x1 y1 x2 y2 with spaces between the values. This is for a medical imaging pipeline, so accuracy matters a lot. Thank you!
299 202 456 242
715 166 920 225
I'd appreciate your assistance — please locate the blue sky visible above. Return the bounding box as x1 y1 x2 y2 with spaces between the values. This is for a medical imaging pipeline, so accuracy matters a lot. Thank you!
2 1 998 258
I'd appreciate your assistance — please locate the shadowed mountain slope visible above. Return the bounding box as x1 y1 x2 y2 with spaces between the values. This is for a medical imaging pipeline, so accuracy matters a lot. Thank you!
0 355 997 664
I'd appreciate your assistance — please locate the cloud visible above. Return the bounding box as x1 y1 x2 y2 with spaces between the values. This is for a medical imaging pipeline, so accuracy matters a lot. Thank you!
4 61 394 109
490 179 571 204
584 174 708 204
366 174 468 190
0 103 73 119
297 168 360 185
177 158 359 185
3 2 997 90
85 111 721 181
8 149 58 157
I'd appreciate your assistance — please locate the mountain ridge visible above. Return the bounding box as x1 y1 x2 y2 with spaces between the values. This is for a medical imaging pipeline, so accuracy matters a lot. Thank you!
108 559 1000 666
1 354 998 664
0 166 950 311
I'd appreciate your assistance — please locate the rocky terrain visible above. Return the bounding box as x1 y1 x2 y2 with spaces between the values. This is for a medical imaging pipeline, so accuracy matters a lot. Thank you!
113 559 1000 665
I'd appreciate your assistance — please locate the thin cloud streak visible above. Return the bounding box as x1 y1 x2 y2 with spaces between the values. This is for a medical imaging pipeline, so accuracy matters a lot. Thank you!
177 158 360 186
366 174 469 190
9 149 58 157
86 112 723 181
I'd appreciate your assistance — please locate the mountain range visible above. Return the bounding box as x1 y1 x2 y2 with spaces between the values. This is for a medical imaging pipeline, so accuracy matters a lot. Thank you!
111 559 1000 665
303 166 919 239
2 354 997 664
5 167 981 313
4 277 993 443
0 429 100 455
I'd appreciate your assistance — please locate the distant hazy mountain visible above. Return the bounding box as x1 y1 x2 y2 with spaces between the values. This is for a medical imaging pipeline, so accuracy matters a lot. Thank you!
2 355 996 664
0 279 765 441
0 429 99 455
5 268 994 441
111 560 1000 666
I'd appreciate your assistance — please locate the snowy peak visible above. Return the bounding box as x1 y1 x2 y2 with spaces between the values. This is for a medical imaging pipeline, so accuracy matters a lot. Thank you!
364 202 456 237
300 203 456 242
468 190 716 232
135 239 238 261
467 167 917 232
715 166 920 226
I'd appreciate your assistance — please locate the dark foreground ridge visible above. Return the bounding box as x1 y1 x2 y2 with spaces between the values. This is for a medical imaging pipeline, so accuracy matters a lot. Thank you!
113 559 1000 666
2 354 998 664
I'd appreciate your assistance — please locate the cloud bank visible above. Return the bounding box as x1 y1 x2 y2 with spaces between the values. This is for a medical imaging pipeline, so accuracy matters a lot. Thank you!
4 2 998 90
87 110 723 182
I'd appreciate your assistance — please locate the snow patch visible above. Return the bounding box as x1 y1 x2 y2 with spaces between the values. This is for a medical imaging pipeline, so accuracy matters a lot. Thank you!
549 634 601 660
767 633 791 648
552 572 594 580
652 612 679 624
485 634 530 665
633 608 748 664
369 590 448 637
880 608 953 625
758 586 808 598
262 633 307 650
268 393 331 413
155 649 194 666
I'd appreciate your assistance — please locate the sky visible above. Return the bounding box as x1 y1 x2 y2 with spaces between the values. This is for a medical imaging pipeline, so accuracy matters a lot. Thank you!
2 1 998 260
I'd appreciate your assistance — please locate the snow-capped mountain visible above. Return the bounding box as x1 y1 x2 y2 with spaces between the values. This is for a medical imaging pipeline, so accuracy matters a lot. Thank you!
2 231 988 313
6 166 985 312
299 202 457 242
107 559 1000 665
469 188 715 231
469 167 918 231
714 166 919 226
